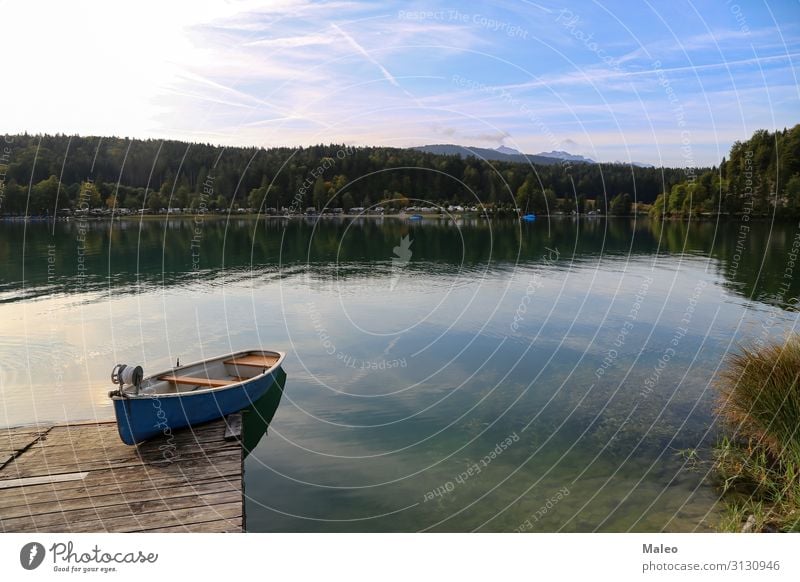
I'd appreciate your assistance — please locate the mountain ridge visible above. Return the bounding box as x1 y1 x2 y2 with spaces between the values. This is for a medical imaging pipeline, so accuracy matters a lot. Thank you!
412 144 653 167
412 144 565 165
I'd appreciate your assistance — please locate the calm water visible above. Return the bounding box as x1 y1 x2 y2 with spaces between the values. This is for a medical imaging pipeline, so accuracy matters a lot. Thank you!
1 216 798 532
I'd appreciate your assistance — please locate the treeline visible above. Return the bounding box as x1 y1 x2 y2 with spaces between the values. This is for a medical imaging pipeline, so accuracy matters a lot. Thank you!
651 124 800 218
1 133 694 215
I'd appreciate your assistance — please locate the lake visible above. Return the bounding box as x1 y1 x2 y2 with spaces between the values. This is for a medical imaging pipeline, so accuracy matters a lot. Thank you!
1 216 798 532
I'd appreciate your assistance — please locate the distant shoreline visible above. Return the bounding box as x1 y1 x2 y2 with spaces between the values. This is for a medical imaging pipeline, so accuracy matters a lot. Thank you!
4 212 795 223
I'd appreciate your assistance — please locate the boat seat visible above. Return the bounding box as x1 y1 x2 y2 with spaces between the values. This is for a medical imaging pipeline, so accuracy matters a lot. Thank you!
224 354 279 368
158 375 234 388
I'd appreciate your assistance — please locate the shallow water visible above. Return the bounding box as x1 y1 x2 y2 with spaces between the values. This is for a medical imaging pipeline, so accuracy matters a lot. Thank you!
1 216 797 531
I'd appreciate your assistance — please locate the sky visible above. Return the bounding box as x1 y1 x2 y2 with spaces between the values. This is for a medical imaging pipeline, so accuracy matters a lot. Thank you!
1 0 798 166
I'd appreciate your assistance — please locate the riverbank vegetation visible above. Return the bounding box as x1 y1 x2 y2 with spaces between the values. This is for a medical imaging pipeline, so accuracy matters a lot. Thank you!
713 334 800 532
651 124 800 219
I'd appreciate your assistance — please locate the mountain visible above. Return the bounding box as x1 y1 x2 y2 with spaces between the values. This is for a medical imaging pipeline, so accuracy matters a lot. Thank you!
613 160 655 168
412 144 603 165
412 144 567 165
536 150 595 163
413 144 660 167
495 145 523 156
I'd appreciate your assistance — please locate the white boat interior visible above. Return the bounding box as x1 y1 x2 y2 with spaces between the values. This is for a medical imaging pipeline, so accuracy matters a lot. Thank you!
123 350 282 397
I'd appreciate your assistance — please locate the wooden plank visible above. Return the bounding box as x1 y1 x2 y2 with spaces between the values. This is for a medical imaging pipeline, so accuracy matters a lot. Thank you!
0 479 241 519
0 435 47 450
3 456 224 481
23 420 117 430
224 354 279 368
25 440 223 457
39 421 115 432
143 517 242 533
4 447 242 478
0 491 241 530
0 464 241 507
66 456 241 482
0 428 48 436
0 426 52 438
0 464 239 491
65 501 242 533
0 427 52 470
33 427 120 447
0 475 240 509
23 443 239 468
0 472 88 490
0 417 243 533
33 422 227 447
29 431 231 454
224 413 243 441
158 375 233 388
19 438 239 465
22 447 241 471
0 461 243 500
0 462 241 494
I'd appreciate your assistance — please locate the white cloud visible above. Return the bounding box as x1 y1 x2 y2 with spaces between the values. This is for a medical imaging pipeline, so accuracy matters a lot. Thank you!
331 23 402 89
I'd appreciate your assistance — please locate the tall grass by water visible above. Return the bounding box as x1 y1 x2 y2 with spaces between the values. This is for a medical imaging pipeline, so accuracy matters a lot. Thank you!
714 334 800 532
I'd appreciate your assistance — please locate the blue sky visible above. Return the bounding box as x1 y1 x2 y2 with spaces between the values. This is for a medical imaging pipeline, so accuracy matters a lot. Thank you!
2 0 798 165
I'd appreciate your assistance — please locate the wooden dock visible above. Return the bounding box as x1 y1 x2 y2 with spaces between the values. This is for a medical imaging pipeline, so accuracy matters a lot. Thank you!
0 417 245 533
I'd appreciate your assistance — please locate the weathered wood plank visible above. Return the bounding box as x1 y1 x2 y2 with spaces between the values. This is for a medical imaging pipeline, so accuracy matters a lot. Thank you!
66 501 243 533
0 475 241 509
35 459 244 490
0 479 242 519
1 491 241 530
35 424 226 449
0 435 45 451
4 448 242 478
0 417 243 533
0 472 88 490
30 429 231 452
0 426 52 439
143 517 242 533
0 449 240 479
0 427 52 471
17 439 239 465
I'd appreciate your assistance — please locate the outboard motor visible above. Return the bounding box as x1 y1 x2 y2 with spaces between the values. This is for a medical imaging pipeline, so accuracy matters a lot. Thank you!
109 363 144 397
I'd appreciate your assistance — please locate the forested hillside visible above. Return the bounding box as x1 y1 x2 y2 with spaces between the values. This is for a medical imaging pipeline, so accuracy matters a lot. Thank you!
651 124 800 218
0 133 691 215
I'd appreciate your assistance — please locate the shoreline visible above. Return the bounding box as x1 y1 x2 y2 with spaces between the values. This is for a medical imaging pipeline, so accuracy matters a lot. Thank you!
3 212 795 222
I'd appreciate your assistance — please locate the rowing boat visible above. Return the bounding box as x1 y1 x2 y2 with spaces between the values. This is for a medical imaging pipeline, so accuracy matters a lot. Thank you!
108 350 285 445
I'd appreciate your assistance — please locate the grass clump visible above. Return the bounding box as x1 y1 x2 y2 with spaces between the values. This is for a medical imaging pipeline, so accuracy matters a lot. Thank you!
713 334 800 532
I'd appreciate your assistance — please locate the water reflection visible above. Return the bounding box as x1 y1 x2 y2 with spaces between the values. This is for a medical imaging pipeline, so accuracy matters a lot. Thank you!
243 369 286 458
3 218 798 310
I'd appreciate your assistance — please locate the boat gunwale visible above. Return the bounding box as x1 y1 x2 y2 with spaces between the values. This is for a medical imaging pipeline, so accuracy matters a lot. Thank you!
109 349 285 400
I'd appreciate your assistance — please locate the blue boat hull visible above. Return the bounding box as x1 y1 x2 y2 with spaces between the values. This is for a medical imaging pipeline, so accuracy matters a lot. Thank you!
113 372 277 445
